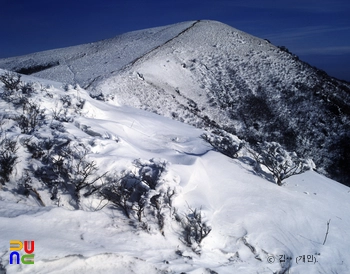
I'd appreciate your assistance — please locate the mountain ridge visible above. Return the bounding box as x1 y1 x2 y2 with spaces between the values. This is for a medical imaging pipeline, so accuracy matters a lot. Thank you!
0 21 198 87
0 20 349 186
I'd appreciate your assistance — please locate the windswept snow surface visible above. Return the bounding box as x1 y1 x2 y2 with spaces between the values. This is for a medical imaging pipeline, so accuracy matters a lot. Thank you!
0 71 349 273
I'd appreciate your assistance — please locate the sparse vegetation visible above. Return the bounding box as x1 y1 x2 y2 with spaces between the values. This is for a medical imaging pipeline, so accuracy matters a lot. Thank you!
99 173 134 218
0 71 22 93
99 159 173 231
201 130 243 158
17 171 45 206
0 133 19 184
248 141 311 186
15 62 59 75
68 145 107 203
16 100 45 134
178 205 212 253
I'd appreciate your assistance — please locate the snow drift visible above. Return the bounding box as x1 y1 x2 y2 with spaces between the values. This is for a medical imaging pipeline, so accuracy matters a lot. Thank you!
0 69 349 273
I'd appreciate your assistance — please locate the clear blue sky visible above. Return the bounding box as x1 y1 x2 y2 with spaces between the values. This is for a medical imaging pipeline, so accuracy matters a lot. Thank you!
1 0 349 81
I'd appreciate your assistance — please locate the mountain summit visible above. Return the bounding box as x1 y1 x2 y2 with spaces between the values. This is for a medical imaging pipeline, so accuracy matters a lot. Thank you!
1 20 349 185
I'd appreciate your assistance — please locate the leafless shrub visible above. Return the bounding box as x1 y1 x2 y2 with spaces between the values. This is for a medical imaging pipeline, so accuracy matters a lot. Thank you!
49 120 66 132
201 131 243 158
52 107 73 122
32 137 71 199
132 192 147 222
165 187 176 207
90 91 105 101
149 193 166 232
0 71 22 93
100 159 172 231
0 133 19 184
133 159 171 232
74 97 86 114
17 171 45 206
178 206 212 251
68 146 107 202
23 137 44 159
134 158 167 190
248 141 311 186
52 95 80 122
20 82 35 96
99 173 135 218
16 100 45 134
60 94 72 107
34 142 106 206
51 107 64 121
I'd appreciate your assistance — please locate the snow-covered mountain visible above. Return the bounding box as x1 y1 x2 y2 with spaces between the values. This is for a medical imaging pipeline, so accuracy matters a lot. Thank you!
1 20 349 187
0 69 349 274
1 20 350 273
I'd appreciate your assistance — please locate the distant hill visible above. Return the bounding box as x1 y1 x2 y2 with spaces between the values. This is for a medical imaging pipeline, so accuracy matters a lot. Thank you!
1 20 349 186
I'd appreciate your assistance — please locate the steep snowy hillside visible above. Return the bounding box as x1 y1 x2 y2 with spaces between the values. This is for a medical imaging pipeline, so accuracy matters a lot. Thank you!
95 20 350 187
0 20 349 187
0 70 350 274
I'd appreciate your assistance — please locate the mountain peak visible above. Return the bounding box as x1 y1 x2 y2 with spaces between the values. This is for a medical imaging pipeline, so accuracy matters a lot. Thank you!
0 21 349 186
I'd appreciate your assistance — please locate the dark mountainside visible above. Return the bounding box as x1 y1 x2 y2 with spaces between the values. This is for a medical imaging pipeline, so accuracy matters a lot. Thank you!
0 20 349 186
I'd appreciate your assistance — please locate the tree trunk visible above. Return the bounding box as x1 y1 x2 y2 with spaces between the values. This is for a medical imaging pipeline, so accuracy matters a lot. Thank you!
276 177 282 186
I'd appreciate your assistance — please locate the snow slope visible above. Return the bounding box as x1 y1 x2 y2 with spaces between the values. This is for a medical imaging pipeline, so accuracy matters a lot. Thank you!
0 21 197 88
1 20 349 187
0 71 350 273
